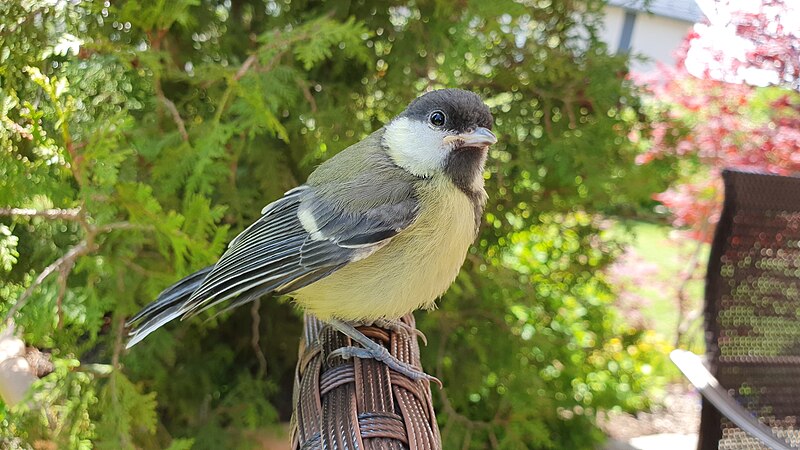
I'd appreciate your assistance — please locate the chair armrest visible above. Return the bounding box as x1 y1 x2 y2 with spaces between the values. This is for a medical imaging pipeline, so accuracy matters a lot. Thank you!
670 350 794 450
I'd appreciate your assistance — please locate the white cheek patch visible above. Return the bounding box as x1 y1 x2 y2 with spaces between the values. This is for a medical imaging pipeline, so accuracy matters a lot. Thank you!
383 117 450 177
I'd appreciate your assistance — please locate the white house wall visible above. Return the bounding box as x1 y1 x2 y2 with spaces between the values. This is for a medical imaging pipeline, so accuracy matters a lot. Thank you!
600 6 627 54
600 5 697 74
629 12 695 72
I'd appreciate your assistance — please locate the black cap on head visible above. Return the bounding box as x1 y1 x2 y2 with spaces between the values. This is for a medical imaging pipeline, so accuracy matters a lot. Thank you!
400 89 493 132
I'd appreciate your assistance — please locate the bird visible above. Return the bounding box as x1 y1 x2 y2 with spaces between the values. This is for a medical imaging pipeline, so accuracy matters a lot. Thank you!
126 89 496 383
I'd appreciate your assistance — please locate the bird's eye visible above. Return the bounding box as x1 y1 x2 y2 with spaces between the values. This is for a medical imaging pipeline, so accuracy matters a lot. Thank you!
429 110 446 127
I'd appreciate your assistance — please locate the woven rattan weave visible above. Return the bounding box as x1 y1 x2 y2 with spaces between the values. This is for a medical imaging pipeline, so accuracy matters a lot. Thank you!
290 314 441 449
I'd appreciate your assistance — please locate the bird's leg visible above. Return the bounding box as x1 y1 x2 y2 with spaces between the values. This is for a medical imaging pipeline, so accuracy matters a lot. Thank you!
326 319 441 387
369 318 428 346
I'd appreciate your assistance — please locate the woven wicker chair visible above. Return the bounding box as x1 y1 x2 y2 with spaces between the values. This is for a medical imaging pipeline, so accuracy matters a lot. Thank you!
290 313 441 449
671 169 800 450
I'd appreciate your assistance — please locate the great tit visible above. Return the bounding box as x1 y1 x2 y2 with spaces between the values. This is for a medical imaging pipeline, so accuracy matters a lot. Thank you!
126 89 496 382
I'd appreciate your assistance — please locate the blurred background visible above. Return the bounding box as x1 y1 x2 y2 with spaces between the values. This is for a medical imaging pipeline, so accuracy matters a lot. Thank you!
0 0 797 449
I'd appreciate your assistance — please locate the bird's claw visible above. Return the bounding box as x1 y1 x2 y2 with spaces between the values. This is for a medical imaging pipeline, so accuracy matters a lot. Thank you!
327 345 442 388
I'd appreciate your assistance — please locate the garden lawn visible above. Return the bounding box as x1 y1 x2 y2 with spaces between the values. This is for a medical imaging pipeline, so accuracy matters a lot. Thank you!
612 220 708 353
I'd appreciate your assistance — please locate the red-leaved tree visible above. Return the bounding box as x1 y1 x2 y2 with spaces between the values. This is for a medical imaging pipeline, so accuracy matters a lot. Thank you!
635 0 800 242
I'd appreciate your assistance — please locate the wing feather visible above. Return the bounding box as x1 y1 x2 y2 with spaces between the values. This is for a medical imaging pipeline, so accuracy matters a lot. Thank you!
177 184 420 319
125 266 214 348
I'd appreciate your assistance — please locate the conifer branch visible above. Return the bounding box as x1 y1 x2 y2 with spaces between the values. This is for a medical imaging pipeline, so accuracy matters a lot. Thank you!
214 53 264 123
154 78 189 142
4 239 95 326
0 207 82 221
1 117 34 140
250 299 267 378
211 15 333 124
97 222 154 233
213 29 305 124
55 264 70 330
235 54 258 82
3 218 152 326
296 79 318 113
148 28 189 142
111 315 125 370
0 6 47 37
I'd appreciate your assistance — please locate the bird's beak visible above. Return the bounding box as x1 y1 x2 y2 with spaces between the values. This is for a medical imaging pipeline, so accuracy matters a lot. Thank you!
443 127 497 148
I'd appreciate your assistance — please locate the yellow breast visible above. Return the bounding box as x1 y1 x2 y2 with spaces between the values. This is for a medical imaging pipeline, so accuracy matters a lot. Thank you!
291 175 477 322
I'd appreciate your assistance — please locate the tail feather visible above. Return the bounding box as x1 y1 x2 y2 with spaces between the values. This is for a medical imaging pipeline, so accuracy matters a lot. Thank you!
126 266 213 348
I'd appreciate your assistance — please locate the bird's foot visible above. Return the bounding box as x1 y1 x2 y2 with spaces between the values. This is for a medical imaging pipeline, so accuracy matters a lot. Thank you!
328 345 441 387
368 318 428 346
326 319 441 388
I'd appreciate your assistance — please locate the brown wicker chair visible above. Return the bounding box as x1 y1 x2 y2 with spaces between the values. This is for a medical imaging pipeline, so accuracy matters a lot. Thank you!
290 313 441 449
671 169 800 450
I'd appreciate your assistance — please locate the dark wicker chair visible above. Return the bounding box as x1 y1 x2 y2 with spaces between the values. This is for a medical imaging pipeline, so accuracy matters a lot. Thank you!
290 313 441 449
671 169 800 450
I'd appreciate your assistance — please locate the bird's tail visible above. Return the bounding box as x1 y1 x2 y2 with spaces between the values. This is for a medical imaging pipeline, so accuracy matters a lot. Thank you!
125 266 214 348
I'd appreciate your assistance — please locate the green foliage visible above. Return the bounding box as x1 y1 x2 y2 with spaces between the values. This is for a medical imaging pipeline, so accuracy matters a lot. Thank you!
426 212 671 449
290 16 371 70
0 0 670 448
0 224 19 271
94 372 158 449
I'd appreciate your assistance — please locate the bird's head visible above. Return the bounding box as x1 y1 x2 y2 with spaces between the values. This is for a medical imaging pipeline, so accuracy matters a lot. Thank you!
383 89 495 190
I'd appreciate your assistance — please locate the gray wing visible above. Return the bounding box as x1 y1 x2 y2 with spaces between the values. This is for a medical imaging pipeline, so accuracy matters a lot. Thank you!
175 183 419 318
127 184 418 347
